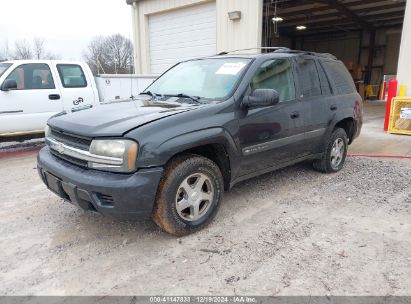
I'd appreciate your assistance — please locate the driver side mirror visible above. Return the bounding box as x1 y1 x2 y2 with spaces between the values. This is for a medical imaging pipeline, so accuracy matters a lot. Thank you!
1 79 18 91
242 89 279 109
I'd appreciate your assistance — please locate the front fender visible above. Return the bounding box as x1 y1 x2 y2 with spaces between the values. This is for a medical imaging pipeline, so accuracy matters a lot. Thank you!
137 127 241 171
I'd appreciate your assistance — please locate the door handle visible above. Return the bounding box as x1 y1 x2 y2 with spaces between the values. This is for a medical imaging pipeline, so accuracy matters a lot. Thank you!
330 105 338 111
49 94 60 100
290 112 300 119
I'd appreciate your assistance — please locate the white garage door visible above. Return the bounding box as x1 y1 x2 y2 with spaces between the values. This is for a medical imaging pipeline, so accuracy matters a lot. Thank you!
148 2 217 74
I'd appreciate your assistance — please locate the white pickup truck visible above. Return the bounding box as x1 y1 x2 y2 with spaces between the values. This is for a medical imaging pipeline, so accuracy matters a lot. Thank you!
0 60 156 141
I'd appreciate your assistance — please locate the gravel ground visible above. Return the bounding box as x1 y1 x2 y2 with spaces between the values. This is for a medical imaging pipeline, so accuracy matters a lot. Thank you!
0 153 410 296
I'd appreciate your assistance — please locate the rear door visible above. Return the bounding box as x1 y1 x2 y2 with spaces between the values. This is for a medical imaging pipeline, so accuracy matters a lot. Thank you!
237 58 306 176
53 63 96 111
0 62 62 134
295 57 330 154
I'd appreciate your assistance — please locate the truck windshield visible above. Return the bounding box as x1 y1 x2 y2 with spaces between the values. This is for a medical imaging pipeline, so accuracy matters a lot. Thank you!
144 58 252 100
0 63 12 78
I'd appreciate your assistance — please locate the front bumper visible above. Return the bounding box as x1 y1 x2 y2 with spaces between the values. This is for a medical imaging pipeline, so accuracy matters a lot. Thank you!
37 147 163 220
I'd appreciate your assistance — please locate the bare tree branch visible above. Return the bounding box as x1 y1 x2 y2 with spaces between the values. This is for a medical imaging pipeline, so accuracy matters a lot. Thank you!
14 39 33 59
83 34 133 75
0 40 11 61
33 38 45 60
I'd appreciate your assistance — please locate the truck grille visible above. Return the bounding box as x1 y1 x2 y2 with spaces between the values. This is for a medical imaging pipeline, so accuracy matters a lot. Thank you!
48 127 92 167
50 149 88 167
49 128 92 151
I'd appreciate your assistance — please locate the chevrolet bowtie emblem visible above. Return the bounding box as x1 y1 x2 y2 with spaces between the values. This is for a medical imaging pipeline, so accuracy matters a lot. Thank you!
56 143 65 154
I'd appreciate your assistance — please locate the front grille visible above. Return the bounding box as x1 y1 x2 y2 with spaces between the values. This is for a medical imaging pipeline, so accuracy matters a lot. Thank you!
50 149 88 168
50 128 92 150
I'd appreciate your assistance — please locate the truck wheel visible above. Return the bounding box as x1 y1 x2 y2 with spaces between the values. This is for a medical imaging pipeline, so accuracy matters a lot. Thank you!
152 154 224 236
313 128 348 173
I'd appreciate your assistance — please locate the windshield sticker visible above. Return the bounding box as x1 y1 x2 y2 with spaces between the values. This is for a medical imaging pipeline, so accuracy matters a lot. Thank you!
400 108 411 119
216 62 247 75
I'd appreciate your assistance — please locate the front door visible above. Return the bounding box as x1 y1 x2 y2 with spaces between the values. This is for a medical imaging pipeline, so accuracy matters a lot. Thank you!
237 58 306 177
53 64 96 111
0 62 62 134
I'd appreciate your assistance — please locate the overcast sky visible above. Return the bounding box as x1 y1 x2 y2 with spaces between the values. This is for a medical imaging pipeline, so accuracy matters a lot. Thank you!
0 0 132 60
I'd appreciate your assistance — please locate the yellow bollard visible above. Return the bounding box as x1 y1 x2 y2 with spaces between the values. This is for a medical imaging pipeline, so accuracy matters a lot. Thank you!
399 84 407 97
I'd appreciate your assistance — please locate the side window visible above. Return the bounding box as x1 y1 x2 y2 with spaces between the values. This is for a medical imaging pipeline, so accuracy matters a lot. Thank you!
297 59 321 98
323 61 356 95
250 59 295 103
5 63 55 90
57 64 87 88
317 61 333 95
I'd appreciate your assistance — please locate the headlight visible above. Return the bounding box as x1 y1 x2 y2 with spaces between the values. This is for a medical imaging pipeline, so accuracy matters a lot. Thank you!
88 139 138 173
45 125 51 138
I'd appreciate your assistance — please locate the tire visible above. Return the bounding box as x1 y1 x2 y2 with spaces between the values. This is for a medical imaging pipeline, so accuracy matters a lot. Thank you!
152 154 224 236
313 128 348 173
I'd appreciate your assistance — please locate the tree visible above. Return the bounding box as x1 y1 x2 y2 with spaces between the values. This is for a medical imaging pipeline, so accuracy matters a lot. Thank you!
0 40 11 61
84 34 134 75
33 38 45 59
14 39 33 59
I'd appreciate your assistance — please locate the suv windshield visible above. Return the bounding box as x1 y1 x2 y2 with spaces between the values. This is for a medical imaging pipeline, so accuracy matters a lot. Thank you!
0 63 12 78
144 58 252 100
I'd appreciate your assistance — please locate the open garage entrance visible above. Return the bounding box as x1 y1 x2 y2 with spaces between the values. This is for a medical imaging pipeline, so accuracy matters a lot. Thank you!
260 0 411 157
262 0 407 99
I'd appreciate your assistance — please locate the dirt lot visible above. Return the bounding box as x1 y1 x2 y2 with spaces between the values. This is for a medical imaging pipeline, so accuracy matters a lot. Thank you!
0 151 410 296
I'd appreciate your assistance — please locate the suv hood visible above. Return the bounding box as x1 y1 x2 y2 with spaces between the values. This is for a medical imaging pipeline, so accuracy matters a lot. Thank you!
48 96 197 137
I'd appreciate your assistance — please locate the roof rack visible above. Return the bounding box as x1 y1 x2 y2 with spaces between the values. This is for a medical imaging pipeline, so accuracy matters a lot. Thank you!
216 47 337 60
274 49 337 60
217 47 290 55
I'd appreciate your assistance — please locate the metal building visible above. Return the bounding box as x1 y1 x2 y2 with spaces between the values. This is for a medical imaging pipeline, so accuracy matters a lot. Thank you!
127 0 410 90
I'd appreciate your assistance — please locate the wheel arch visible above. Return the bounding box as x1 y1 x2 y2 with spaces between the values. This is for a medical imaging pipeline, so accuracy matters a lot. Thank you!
144 127 240 191
334 117 356 144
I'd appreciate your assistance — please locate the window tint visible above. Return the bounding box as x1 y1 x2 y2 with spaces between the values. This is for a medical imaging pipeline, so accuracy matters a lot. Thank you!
57 64 87 88
250 59 295 102
5 63 55 90
323 61 356 94
317 61 333 95
297 59 321 98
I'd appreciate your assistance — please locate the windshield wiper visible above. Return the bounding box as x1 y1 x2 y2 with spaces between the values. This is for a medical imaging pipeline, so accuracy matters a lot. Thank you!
138 91 157 98
168 93 203 104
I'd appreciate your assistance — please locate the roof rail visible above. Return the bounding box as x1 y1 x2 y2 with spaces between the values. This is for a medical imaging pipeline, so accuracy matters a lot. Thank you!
215 47 337 60
274 49 337 60
217 47 290 55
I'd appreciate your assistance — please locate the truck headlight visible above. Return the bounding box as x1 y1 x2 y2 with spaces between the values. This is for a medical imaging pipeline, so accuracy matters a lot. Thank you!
88 139 138 173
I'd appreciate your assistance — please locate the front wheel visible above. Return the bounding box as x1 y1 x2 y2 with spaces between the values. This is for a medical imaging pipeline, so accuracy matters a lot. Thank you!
152 154 224 236
313 128 348 173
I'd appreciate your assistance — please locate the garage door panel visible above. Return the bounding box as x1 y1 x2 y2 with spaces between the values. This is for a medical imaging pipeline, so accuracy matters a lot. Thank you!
149 13 216 31
150 40 217 55
149 5 216 25
151 46 217 63
150 29 216 46
148 2 217 74
149 20 216 37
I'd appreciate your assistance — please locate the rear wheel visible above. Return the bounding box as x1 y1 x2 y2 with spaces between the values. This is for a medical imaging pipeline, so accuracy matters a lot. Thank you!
152 154 223 236
313 128 348 173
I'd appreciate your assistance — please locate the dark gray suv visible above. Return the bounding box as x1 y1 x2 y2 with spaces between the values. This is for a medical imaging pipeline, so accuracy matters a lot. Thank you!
37 49 363 236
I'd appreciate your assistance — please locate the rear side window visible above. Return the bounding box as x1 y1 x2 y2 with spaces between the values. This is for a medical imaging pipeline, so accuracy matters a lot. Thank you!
57 64 87 88
317 61 333 95
323 61 356 95
297 59 321 98
5 63 55 90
